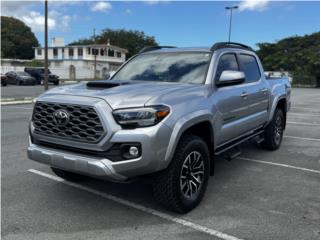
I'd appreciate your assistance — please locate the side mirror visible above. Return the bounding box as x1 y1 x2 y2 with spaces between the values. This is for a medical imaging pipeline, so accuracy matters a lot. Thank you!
104 73 110 80
216 70 245 86
104 71 116 80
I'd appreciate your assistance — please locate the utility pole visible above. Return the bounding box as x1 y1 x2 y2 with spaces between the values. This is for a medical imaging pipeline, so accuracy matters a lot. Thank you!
93 28 97 79
225 5 238 43
44 0 48 90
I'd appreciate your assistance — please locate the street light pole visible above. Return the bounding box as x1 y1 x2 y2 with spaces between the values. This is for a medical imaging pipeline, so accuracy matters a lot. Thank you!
44 0 48 91
93 28 97 79
225 5 238 43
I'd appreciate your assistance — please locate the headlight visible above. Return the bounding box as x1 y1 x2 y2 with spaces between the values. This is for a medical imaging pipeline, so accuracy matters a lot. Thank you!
113 105 170 128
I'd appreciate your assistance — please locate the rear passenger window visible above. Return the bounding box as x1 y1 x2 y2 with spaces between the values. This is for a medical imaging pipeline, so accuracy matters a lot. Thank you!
239 54 261 83
215 53 239 81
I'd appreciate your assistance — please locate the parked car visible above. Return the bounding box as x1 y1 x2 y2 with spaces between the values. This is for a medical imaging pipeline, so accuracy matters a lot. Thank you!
5 71 37 85
1 73 8 86
24 67 60 85
28 42 291 213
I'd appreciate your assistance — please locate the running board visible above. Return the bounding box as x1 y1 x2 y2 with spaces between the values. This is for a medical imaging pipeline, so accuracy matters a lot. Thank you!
215 129 264 155
223 146 242 161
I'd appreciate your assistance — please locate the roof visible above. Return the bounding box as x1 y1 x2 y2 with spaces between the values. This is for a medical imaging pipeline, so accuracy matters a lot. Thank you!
33 44 128 53
141 47 212 54
139 42 253 54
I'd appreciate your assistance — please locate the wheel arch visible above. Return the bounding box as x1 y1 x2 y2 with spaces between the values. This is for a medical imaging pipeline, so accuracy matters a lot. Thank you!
268 96 287 129
164 110 215 172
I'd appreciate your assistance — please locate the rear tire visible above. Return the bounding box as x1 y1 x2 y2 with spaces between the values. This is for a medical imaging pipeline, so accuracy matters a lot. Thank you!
51 167 87 182
261 108 285 150
152 135 210 213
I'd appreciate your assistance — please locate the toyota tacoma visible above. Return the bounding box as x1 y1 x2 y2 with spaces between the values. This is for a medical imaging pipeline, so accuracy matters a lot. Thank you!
28 42 291 213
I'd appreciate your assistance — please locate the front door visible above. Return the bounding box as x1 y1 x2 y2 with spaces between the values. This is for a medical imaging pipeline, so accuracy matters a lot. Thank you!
211 53 251 145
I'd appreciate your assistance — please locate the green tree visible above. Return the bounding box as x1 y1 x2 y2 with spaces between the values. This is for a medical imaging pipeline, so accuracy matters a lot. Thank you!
256 32 320 87
1 16 39 59
69 28 158 58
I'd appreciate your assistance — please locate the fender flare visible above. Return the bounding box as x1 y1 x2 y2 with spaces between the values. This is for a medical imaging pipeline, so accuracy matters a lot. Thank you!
267 95 287 125
163 109 214 167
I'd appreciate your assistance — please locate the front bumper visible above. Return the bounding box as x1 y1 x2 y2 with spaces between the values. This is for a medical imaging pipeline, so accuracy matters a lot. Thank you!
27 143 128 181
28 120 172 181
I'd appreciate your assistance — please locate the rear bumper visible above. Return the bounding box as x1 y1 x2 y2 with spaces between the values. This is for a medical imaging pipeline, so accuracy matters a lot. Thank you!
28 143 128 182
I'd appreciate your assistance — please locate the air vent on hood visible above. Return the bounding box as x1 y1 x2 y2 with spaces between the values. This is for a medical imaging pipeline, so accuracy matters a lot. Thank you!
86 81 130 89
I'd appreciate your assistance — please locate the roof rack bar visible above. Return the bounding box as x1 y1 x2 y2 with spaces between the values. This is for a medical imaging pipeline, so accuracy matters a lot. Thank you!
210 42 253 51
139 46 176 54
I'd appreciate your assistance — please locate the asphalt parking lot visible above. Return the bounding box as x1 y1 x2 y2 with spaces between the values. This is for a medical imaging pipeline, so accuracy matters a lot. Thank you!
1 88 320 240
1 82 79 100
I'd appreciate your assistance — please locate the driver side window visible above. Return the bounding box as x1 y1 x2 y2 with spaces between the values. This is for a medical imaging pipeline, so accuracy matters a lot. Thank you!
215 53 239 81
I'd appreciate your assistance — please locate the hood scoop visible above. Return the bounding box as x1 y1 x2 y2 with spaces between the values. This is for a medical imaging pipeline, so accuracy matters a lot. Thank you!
86 80 131 89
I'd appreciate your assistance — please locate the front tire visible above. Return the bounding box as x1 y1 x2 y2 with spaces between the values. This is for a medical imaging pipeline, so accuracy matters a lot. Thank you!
261 108 285 150
152 135 210 213
51 167 87 182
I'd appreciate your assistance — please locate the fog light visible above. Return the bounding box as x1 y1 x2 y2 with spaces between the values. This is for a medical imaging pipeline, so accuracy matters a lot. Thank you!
129 146 139 157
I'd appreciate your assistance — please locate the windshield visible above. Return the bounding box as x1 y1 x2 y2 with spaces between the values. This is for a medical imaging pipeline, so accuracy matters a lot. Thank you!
112 52 212 84
18 72 30 76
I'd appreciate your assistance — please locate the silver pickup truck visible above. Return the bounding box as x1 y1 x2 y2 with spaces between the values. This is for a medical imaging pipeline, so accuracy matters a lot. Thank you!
28 42 291 213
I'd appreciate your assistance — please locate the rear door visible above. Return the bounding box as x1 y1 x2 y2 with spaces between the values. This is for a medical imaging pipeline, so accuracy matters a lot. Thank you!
6 72 16 84
238 53 270 129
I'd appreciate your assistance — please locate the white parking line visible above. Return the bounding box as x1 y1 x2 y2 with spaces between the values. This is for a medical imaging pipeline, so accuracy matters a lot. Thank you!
28 169 243 240
289 112 320 117
291 106 320 112
284 135 320 142
238 157 320 174
2 105 32 110
287 121 320 126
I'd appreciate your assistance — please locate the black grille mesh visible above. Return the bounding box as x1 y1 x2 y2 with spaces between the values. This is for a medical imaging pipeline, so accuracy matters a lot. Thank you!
32 102 105 143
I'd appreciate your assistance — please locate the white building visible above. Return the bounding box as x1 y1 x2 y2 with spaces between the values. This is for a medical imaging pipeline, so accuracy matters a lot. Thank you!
34 37 128 80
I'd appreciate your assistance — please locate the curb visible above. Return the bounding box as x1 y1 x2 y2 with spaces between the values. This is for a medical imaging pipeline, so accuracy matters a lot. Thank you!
1 97 34 105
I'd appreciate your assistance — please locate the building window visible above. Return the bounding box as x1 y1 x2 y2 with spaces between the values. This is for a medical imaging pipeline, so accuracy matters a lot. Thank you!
92 48 98 55
37 49 42 55
69 48 74 58
53 48 58 59
108 49 115 57
87 47 91 55
100 49 104 56
116 51 121 58
78 48 83 56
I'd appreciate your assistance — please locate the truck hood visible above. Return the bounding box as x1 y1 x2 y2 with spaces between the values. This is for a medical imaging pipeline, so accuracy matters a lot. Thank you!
41 80 205 109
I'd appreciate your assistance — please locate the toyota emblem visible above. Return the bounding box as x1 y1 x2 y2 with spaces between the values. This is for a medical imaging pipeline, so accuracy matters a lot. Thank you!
53 109 70 126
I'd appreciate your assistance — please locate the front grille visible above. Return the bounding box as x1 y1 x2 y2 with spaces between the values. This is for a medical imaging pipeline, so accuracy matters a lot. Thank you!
32 101 106 143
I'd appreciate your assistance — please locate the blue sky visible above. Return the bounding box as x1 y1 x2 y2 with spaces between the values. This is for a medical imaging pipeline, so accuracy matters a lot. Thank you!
2 1 320 49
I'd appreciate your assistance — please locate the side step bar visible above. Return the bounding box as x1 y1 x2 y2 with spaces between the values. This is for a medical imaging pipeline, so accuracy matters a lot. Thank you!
215 129 264 155
223 146 242 161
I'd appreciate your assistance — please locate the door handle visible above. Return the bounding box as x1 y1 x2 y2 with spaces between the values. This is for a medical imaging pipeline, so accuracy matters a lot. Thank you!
260 88 268 94
240 92 249 98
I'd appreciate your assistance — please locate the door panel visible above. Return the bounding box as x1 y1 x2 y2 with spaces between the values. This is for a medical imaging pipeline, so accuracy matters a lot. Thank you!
214 84 252 145
238 54 270 129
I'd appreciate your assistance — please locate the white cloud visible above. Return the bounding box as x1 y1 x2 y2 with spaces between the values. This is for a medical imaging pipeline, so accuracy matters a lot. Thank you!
21 11 56 32
239 0 270 12
144 0 169 5
1 1 73 32
91 1 112 12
